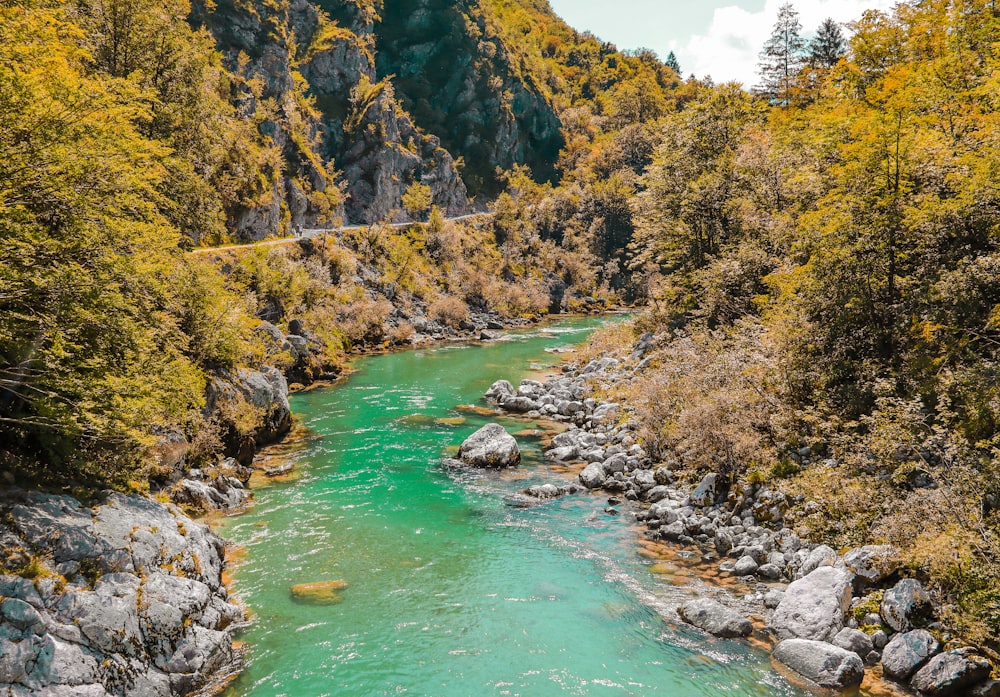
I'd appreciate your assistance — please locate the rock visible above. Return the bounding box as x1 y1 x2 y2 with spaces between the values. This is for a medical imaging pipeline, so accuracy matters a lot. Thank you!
798 544 837 577
688 473 720 507
733 556 759 576
832 627 874 659
545 446 578 462
677 598 752 638
909 651 992 696
881 629 940 682
485 380 515 403
843 544 899 585
578 463 607 489
458 424 520 468
772 638 865 689
972 680 1000 697
871 629 889 650
769 566 854 641
881 578 933 632
524 484 560 499
289 580 350 604
0 492 239 696
757 563 783 580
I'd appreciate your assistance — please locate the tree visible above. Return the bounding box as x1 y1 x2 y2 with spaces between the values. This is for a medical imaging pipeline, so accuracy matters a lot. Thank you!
757 2 806 104
809 18 846 68
401 182 433 221
665 51 681 74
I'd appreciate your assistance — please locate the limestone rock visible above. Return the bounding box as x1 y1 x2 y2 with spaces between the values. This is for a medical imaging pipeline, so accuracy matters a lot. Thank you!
458 424 521 468
769 566 854 641
881 578 933 632
677 598 752 638
909 651 992 696
772 639 865 689
881 629 940 682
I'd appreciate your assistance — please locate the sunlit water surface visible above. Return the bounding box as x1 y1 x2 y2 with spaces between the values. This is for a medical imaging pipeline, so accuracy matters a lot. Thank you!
217 317 811 697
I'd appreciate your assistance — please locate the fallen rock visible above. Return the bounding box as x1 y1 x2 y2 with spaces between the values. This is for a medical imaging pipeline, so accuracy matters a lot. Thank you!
769 566 853 641
909 650 992 696
881 629 940 682
458 424 521 468
881 578 933 632
772 638 865 689
677 598 752 638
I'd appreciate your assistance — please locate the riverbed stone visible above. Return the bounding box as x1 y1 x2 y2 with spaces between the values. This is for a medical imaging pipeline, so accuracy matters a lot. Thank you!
772 639 865 689
832 627 874 660
484 380 515 402
578 462 607 489
677 598 752 638
881 629 940 682
909 650 992 696
733 555 759 576
769 566 853 641
458 424 521 468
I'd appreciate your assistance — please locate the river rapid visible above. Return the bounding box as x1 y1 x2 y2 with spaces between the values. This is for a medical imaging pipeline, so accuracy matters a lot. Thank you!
216 316 811 697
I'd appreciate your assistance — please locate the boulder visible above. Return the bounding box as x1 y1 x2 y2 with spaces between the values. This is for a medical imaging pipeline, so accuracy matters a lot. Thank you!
832 627 874 660
485 380 515 403
881 629 940 682
910 651 992 696
843 545 899 585
733 556 759 576
545 446 578 462
772 639 865 689
458 424 520 468
881 578 933 632
578 463 607 489
798 544 837 578
769 566 854 641
677 598 752 638
688 473 720 507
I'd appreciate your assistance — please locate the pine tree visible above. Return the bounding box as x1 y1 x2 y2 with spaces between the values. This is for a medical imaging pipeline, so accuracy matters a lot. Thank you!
809 18 846 68
665 50 681 74
756 2 806 104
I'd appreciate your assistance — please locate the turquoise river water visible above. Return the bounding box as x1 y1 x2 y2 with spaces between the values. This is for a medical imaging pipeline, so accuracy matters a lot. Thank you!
217 316 815 697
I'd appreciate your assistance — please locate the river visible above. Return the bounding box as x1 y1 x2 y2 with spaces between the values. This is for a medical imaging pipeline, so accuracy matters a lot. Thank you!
216 316 810 697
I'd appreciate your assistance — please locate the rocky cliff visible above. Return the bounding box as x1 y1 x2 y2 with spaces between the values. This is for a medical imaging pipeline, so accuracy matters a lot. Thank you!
187 0 572 236
190 0 472 234
0 492 244 696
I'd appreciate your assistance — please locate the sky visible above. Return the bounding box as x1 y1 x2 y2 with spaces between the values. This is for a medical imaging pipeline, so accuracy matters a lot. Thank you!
547 0 898 87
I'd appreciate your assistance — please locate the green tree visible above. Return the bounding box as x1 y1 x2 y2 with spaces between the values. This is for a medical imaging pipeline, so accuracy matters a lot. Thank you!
809 18 846 68
757 2 806 104
665 51 681 74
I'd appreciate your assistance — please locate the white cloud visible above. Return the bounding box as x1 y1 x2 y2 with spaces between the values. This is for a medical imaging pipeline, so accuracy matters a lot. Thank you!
673 0 898 87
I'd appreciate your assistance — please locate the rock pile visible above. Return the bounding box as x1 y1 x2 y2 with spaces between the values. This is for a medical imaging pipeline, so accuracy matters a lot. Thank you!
484 337 998 695
0 492 244 696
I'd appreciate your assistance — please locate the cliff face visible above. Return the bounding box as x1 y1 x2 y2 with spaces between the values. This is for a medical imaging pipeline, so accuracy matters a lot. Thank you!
373 0 564 197
191 0 472 233
188 0 567 235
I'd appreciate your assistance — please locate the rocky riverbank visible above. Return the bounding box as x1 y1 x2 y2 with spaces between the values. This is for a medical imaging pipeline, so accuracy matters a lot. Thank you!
0 491 244 696
477 338 1000 696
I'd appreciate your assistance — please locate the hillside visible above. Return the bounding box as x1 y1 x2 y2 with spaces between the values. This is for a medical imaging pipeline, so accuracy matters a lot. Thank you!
0 0 676 491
